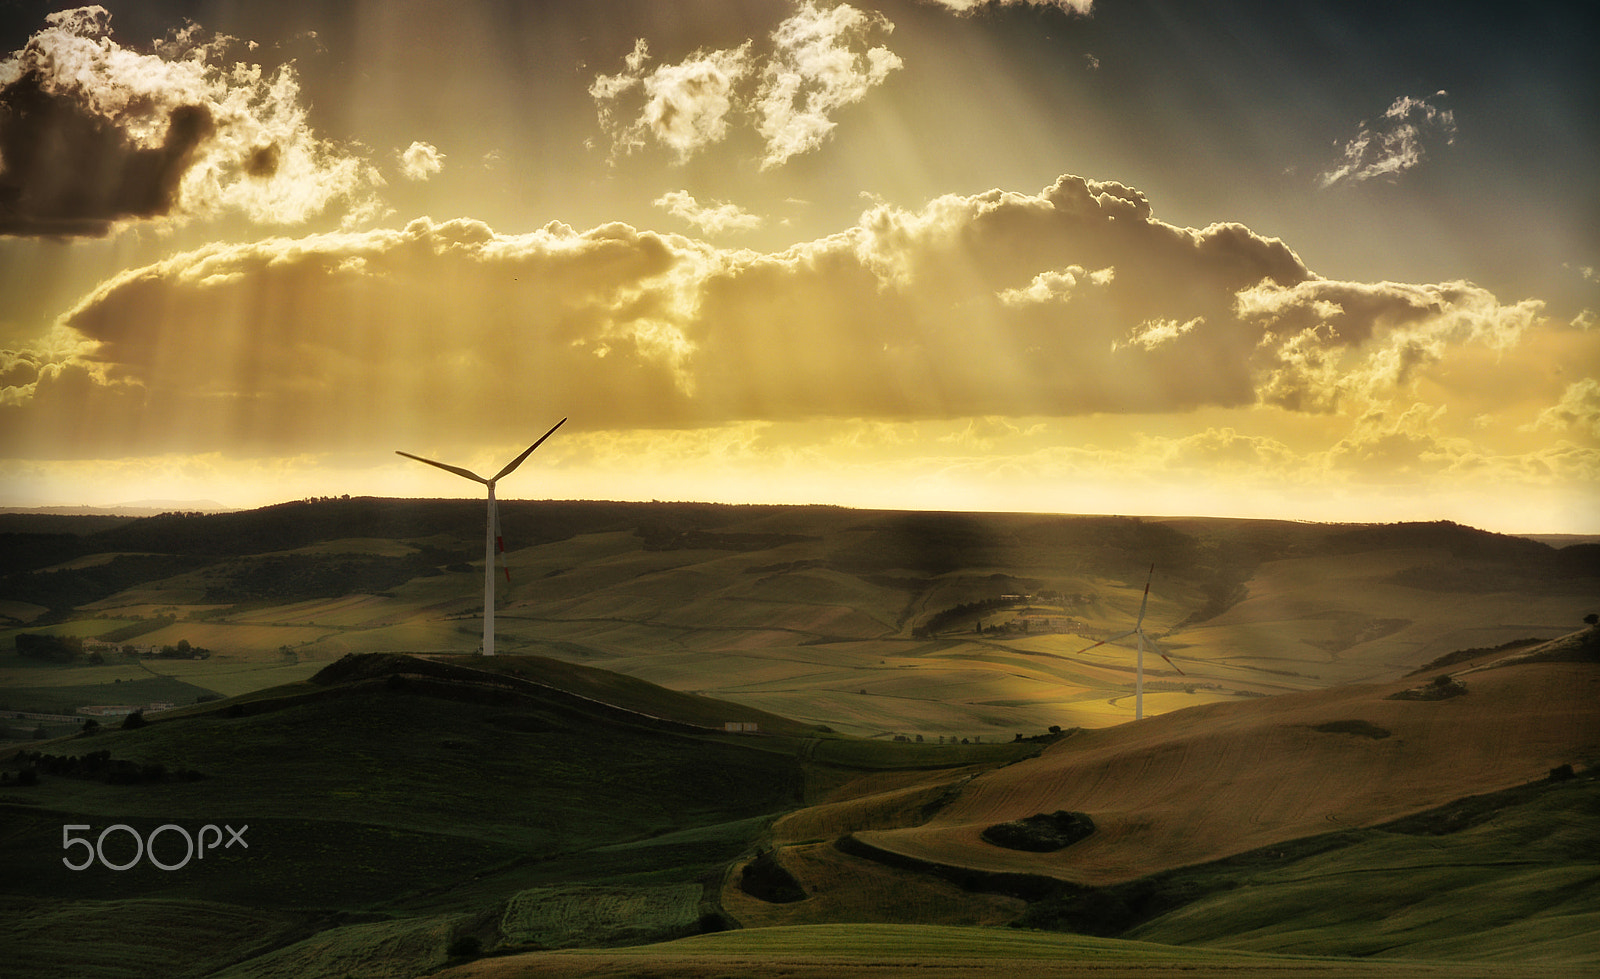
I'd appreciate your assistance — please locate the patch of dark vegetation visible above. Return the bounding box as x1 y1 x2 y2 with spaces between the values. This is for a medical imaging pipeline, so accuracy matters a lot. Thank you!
445 936 482 960
14 632 84 662
94 615 178 643
1409 637 1550 676
1388 675 1468 701
200 552 452 603
1172 571 1252 629
1383 766 1595 836
9 749 204 785
739 848 808 903
1313 719 1392 739
981 810 1095 852
914 593 1041 638
1013 726 1081 744
1 553 209 618
1327 520 1552 562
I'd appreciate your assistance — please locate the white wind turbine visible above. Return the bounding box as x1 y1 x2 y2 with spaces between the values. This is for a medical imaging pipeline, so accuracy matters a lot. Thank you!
1076 564 1183 720
397 417 566 656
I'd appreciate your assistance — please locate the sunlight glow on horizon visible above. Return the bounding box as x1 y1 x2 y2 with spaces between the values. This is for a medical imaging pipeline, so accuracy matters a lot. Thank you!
0 3 1593 538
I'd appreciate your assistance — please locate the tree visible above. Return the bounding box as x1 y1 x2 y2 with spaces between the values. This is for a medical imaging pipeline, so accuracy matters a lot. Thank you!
121 710 147 730
1585 613 1598 626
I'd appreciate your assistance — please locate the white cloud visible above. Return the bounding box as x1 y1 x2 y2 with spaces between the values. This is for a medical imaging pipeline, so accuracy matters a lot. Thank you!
589 2 900 169
1529 378 1600 439
997 265 1114 306
1114 316 1202 352
1318 91 1456 189
754 2 903 169
589 38 755 163
653 191 763 235
399 141 445 181
0 5 383 235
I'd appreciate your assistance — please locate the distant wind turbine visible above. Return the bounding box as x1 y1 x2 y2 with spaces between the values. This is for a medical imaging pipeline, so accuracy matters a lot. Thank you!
1076 564 1183 720
397 417 566 656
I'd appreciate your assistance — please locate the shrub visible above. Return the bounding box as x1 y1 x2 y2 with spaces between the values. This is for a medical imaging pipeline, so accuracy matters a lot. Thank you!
982 810 1095 852
739 849 807 903
446 936 482 959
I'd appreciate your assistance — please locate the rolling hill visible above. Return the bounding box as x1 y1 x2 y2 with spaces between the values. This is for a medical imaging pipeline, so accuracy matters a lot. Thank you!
3 501 1597 977
3 500 1595 740
3 635 1596 977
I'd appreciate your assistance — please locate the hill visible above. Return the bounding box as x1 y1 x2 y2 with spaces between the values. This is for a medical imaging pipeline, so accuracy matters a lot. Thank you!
0 652 1033 978
3 501 1594 742
705 631 1597 964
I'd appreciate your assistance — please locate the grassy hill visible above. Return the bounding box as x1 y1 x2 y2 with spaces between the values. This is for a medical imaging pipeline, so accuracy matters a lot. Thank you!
0 652 1033 978
713 631 1598 965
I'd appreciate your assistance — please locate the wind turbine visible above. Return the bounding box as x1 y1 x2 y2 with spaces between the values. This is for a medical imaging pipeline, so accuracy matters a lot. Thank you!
1076 564 1183 720
397 417 566 656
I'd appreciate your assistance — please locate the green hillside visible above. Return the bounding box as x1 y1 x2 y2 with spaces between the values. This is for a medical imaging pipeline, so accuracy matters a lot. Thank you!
0 652 1031 978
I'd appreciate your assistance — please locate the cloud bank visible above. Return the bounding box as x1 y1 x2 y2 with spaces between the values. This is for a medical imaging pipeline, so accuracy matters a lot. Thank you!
0 5 381 236
3 173 1574 470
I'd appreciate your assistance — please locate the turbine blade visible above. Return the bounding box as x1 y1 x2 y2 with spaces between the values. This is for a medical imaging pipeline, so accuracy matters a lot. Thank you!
492 417 568 482
1147 635 1185 675
1135 563 1154 628
395 450 488 484
1075 629 1137 654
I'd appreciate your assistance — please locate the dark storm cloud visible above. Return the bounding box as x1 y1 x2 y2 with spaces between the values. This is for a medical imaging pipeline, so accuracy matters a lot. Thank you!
0 6 380 238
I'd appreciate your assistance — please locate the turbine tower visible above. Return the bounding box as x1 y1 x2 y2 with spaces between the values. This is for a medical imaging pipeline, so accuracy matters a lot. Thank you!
1076 564 1183 720
397 417 566 656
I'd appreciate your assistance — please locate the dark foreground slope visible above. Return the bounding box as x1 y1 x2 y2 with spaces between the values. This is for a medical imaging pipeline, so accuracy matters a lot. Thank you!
0 652 1028 979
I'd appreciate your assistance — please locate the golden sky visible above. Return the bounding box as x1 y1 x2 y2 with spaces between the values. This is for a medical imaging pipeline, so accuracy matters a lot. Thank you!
1 1 1596 532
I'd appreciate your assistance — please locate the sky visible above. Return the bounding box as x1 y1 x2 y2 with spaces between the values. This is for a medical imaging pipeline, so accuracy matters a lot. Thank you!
0 0 1596 533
